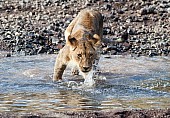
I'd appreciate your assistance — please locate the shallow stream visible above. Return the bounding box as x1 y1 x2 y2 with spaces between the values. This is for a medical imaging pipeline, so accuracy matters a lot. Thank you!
0 54 169 113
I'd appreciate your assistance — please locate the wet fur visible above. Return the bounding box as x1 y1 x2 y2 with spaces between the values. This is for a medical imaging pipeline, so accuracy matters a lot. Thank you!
53 9 103 81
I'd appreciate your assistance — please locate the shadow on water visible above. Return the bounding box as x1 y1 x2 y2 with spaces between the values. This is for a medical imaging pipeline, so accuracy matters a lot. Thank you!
0 54 169 113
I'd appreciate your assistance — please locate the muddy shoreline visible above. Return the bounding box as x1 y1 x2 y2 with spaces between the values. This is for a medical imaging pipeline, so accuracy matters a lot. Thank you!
0 109 170 118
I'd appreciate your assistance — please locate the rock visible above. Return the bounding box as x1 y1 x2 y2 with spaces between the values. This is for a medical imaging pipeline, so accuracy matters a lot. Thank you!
139 5 156 15
6 53 11 57
149 50 158 57
148 5 156 14
47 48 54 54
117 9 124 14
121 32 128 41
167 8 170 13
127 28 137 35
103 46 117 52
37 46 47 54
62 4 69 9
103 4 112 11
140 7 148 15
103 27 111 35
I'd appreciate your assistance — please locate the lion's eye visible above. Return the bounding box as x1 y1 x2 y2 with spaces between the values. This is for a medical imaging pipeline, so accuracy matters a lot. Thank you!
77 54 82 58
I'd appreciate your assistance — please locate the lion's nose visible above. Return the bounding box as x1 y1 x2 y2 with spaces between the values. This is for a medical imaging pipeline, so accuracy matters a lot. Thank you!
83 66 90 71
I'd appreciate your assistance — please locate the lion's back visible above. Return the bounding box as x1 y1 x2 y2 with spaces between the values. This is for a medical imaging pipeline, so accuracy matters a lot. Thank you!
72 9 103 35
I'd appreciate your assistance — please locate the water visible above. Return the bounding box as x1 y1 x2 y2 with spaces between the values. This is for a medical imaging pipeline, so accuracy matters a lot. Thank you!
0 54 170 113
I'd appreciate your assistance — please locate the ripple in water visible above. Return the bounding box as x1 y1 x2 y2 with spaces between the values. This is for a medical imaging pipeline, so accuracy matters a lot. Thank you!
0 54 169 112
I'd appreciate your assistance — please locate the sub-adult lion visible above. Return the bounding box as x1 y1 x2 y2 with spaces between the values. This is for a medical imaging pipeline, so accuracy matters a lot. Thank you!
53 9 103 82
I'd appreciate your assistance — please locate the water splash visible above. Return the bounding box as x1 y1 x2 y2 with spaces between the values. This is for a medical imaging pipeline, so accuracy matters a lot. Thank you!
84 70 95 86
67 81 79 89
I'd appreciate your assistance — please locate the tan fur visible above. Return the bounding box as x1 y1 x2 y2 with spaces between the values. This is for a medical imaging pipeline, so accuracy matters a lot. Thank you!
53 8 103 81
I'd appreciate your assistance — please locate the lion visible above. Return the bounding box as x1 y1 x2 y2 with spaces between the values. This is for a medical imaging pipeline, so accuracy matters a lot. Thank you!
53 8 103 83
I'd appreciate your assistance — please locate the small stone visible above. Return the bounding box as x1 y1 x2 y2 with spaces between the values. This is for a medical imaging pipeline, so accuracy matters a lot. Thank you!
37 46 47 54
47 49 54 54
121 32 128 41
62 4 69 9
127 28 137 35
103 27 111 35
167 8 170 13
6 53 11 57
148 5 156 14
126 18 131 23
110 50 117 55
117 9 124 14
140 7 148 15
113 16 119 22
103 4 112 11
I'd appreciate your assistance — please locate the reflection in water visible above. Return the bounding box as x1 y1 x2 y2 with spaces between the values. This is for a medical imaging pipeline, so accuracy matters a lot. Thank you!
0 54 169 113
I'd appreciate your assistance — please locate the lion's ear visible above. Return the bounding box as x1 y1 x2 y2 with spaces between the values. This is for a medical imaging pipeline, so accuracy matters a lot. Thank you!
91 34 101 47
66 35 78 50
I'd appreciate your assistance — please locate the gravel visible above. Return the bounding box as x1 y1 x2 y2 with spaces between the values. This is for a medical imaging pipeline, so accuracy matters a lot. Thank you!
0 0 169 57
0 109 170 118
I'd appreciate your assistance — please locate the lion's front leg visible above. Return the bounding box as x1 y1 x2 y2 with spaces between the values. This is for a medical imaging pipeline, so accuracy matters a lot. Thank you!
53 48 69 81
53 60 66 81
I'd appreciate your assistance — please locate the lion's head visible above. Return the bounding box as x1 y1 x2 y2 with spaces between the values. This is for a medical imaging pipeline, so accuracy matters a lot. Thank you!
66 31 101 73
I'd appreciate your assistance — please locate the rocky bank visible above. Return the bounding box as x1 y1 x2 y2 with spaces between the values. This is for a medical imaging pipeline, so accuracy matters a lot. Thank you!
0 109 170 118
0 0 169 57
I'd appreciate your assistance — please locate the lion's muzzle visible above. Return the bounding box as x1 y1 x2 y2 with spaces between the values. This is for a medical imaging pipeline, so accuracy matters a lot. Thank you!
81 66 91 73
